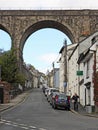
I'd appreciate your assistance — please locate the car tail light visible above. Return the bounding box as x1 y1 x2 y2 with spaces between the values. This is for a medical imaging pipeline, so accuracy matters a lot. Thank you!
67 96 70 103
55 95 58 102
52 95 55 99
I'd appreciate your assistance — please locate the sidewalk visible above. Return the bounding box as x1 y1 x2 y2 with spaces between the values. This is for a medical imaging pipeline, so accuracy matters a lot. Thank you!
0 90 31 112
71 102 98 118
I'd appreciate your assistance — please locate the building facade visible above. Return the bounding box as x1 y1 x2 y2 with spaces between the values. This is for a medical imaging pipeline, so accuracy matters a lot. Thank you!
74 32 98 112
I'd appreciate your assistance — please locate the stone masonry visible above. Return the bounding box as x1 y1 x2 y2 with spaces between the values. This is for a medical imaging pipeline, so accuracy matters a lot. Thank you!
0 9 98 71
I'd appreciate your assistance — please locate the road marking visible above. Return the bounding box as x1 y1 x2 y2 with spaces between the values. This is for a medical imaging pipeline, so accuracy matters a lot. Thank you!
39 128 47 130
4 122 12 125
5 120 12 122
21 126 29 129
12 124 18 127
0 121 4 124
1 119 47 130
19 123 28 127
29 126 37 128
1 119 6 121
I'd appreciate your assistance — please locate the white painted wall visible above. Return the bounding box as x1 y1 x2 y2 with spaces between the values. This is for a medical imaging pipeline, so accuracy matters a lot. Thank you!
68 45 79 96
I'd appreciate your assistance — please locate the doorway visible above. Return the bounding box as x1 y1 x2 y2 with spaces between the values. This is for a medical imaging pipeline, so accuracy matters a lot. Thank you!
0 87 4 103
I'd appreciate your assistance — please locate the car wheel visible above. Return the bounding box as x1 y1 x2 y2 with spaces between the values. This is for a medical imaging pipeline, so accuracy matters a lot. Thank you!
66 107 70 111
53 104 57 109
52 104 54 108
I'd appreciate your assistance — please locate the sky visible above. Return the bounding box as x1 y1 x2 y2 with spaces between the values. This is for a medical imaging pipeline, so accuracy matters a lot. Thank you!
0 29 70 73
0 0 98 9
0 0 97 73
23 29 71 73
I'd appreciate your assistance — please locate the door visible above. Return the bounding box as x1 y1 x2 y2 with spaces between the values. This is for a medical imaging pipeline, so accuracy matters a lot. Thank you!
0 87 4 103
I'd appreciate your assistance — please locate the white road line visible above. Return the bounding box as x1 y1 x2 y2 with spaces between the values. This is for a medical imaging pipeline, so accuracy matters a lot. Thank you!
21 126 29 129
39 128 47 130
29 126 36 128
12 122 18 125
12 124 18 127
19 123 28 126
0 121 4 124
2 122 18 127
1 119 6 121
5 120 12 123
4 122 12 125
1 119 47 130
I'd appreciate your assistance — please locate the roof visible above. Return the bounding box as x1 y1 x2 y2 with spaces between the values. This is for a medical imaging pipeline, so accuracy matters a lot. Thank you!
59 46 64 53
68 31 98 60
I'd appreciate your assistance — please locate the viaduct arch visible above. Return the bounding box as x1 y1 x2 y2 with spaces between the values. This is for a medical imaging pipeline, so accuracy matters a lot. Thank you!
0 10 98 68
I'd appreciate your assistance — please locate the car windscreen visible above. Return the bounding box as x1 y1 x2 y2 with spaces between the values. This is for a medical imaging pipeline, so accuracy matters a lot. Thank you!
52 89 59 93
58 94 67 100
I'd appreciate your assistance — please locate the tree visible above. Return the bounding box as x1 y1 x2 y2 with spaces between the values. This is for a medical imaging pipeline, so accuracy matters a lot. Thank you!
15 72 25 86
0 49 19 83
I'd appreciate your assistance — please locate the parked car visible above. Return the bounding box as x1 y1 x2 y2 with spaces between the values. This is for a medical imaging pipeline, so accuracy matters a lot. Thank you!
50 92 59 105
51 93 70 110
45 88 49 97
47 88 59 102
42 86 49 93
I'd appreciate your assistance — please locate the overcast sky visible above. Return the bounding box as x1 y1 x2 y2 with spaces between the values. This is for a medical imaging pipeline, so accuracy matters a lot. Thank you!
0 0 98 9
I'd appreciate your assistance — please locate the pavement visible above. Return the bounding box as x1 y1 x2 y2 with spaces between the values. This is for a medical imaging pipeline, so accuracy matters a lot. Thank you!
70 102 98 118
0 90 98 118
0 90 31 113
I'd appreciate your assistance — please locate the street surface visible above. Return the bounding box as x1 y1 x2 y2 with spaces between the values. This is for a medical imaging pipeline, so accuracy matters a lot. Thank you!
0 88 98 130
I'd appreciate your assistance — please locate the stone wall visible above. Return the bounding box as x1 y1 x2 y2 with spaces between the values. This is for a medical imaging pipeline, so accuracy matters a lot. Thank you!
0 81 11 103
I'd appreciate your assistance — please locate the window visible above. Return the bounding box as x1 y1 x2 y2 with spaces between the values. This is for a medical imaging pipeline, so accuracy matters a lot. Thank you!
86 60 90 78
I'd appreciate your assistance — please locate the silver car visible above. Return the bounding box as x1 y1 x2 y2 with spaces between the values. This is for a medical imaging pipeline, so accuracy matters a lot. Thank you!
47 88 59 102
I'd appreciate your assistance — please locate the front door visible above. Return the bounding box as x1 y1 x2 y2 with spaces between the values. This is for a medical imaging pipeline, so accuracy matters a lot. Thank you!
0 87 4 103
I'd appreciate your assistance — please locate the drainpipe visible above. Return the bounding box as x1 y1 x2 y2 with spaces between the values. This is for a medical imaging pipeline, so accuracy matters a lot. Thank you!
93 50 97 112
90 47 97 112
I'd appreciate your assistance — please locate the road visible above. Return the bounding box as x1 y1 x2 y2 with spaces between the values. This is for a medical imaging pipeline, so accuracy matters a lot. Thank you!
0 88 98 130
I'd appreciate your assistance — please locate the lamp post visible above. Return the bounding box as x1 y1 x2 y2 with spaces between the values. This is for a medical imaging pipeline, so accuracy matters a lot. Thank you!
63 39 67 93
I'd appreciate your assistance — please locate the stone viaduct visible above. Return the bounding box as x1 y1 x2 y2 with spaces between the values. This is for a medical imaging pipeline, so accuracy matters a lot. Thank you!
0 9 98 68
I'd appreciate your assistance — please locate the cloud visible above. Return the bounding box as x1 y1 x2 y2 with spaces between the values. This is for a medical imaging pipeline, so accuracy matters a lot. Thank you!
37 67 51 74
39 53 58 64
0 0 98 9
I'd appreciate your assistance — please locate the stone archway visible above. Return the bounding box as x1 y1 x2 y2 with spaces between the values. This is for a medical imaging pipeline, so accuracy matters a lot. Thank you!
0 10 98 71
19 20 75 65
0 24 10 34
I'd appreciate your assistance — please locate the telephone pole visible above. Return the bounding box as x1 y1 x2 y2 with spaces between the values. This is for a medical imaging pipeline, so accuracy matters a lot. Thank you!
52 62 55 88
0 65 1 81
63 39 67 93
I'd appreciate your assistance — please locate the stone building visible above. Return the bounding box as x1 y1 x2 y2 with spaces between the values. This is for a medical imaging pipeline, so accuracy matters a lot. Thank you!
68 32 98 112
78 33 98 112
59 43 77 93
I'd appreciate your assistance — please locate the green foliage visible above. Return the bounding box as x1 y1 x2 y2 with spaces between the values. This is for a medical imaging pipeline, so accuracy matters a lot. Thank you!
0 49 25 85
0 49 18 83
15 72 25 86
